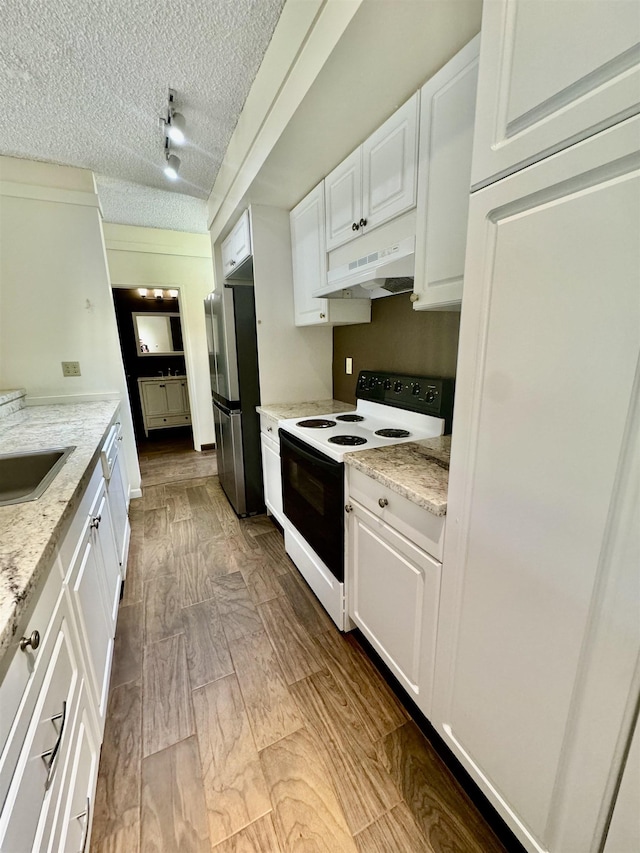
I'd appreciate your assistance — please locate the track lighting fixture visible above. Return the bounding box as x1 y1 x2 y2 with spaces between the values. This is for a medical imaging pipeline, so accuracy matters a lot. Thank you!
161 88 187 181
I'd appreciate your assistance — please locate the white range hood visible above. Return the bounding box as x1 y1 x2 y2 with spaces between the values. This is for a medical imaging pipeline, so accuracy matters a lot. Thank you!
313 236 415 299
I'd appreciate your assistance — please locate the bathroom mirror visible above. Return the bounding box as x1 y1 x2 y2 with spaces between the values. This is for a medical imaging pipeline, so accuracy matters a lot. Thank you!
133 313 184 356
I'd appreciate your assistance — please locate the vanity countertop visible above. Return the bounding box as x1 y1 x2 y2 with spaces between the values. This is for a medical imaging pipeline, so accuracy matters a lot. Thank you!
0 401 120 659
137 374 186 382
345 435 451 517
257 399 355 421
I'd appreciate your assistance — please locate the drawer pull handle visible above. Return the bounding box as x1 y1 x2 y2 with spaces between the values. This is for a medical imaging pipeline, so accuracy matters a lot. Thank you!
345 503 353 513
117 435 123 441
19 630 40 652
75 797 91 853
267 426 273 432
378 498 388 508
41 700 66 790
90 514 101 530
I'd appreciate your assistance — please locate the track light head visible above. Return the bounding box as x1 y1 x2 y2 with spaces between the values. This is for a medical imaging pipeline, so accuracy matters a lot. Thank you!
167 112 186 145
164 153 180 181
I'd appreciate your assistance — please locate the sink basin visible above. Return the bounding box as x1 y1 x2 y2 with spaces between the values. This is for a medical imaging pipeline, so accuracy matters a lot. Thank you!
0 446 76 507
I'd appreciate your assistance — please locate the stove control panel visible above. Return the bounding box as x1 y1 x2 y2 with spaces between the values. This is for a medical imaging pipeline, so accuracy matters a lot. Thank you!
356 371 454 431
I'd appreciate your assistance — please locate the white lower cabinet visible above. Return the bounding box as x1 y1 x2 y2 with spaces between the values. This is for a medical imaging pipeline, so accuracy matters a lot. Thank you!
47 683 99 853
0 412 130 851
346 468 443 718
0 598 80 852
65 474 119 728
260 433 284 525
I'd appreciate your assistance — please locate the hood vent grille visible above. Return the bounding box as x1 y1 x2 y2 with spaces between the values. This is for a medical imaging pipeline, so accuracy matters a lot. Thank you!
380 277 414 294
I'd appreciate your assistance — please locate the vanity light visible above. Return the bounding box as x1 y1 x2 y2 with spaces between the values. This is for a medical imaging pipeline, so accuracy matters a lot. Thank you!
154 289 163 300
138 288 148 298
168 289 178 299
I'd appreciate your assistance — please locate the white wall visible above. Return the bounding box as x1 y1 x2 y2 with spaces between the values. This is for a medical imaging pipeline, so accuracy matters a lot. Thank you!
103 223 215 448
0 155 141 494
249 204 333 404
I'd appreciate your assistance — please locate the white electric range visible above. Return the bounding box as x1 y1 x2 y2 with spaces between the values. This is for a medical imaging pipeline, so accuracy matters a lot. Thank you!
278 371 454 629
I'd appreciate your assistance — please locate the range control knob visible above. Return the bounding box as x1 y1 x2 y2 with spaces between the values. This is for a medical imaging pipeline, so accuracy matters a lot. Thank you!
383 379 392 390
425 389 436 403
412 384 421 396
394 381 403 393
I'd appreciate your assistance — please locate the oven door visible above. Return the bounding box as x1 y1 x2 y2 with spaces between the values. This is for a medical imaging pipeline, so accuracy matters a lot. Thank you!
280 429 344 582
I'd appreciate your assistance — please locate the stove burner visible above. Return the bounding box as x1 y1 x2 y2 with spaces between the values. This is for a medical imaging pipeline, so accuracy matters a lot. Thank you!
297 418 336 429
375 428 411 438
328 435 368 446
335 414 365 422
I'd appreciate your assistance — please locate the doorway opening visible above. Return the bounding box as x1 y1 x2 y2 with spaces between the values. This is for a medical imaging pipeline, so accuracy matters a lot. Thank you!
111 286 193 453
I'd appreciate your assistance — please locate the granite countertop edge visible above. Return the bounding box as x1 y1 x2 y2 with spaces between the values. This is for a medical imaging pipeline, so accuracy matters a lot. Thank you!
344 437 451 517
257 399 355 421
0 401 120 660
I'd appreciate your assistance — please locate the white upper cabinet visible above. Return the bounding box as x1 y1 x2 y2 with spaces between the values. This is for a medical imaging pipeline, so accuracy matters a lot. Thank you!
325 94 419 251
290 182 371 327
412 36 480 311
221 209 252 278
471 0 640 189
324 150 362 251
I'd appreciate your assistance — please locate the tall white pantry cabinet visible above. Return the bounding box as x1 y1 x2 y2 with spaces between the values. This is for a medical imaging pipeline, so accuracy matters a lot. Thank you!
432 4 640 853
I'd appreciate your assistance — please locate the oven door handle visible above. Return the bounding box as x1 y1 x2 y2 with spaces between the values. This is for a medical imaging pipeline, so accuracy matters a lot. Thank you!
280 430 342 470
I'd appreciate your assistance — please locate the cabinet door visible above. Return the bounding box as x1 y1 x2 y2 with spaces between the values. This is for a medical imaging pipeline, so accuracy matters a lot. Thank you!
325 148 362 251
93 489 121 631
260 432 284 525
413 37 479 310
165 379 187 414
362 93 419 232
347 501 441 713
291 183 330 325
141 381 168 417
108 449 130 575
66 516 114 725
433 117 640 853
52 693 99 853
222 209 252 274
471 0 640 189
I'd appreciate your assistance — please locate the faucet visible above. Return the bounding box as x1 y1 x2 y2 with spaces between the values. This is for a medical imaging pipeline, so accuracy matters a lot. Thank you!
168 367 172 376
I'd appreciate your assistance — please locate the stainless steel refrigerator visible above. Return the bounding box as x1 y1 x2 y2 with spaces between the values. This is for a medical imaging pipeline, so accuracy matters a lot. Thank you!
204 285 264 517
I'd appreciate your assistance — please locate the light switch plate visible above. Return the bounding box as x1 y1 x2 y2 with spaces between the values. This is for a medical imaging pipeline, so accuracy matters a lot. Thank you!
345 357 353 375
62 361 81 377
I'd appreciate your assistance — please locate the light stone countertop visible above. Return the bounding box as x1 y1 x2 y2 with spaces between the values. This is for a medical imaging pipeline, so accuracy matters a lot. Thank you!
257 399 355 421
344 435 451 517
0 401 120 659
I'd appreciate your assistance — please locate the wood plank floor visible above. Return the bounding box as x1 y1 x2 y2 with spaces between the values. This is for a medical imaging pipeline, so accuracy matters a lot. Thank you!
90 439 506 852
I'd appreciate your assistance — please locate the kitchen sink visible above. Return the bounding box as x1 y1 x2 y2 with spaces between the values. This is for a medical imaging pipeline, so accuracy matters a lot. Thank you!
0 446 76 507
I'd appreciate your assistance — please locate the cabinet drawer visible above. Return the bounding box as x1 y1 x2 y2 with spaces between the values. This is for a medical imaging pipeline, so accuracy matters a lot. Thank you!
146 413 191 428
259 413 279 443
347 467 445 560
0 603 79 852
100 418 122 480
0 565 63 804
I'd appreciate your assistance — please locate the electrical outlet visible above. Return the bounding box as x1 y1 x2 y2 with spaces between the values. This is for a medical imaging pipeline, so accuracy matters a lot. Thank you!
61 361 81 377
345 357 353 375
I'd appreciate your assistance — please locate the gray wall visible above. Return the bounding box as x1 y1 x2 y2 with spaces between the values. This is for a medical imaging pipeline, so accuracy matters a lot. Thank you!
332 294 460 404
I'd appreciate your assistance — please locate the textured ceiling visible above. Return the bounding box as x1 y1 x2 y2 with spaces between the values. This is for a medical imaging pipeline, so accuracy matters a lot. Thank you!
96 175 208 233
1 0 285 217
